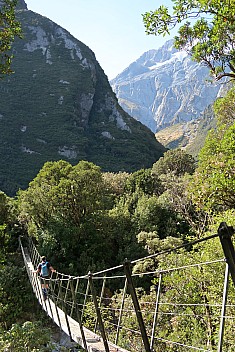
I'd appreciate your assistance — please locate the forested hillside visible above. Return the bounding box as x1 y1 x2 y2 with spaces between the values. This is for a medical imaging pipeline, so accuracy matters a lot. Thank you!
0 85 235 350
0 1 166 196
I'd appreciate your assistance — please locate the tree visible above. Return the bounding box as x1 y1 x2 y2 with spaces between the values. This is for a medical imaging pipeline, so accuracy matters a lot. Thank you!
18 160 112 273
102 171 130 208
192 124 235 211
157 173 209 236
213 85 235 126
0 321 53 351
191 87 235 211
0 191 20 262
18 160 105 230
0 263 36 329
132 193 184 238
152 149 196 177
143 0 235 81
124 168 163 196
152 150 209 235
0 0 22 76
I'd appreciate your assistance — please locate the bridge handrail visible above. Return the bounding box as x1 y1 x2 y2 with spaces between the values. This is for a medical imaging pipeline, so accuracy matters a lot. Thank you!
18 222 235 352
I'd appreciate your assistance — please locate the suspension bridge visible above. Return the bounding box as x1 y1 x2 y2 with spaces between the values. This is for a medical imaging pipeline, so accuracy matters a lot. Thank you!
19 222 235 352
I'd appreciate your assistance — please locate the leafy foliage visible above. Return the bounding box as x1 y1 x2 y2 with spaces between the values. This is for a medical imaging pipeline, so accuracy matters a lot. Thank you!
125 168 163 196
0 0 22 76
191 86 235 211
152 149 196 176
18 160 109 273
0 321 52 351
143 0 235 81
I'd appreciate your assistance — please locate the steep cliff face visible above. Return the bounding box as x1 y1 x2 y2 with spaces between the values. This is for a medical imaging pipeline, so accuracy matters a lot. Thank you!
111 40 220 132
0 1 166 195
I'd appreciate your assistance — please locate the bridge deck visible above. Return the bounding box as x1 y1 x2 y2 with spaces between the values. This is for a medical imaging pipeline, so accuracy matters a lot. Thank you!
23 247 129 352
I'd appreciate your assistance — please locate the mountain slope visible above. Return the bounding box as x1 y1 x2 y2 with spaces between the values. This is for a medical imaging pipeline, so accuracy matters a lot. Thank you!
0 1 166 196
111 40 220 133
155 104 216 156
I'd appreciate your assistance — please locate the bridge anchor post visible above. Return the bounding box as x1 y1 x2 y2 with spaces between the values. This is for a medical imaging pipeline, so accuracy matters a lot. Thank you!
218 222 235 287
123 259 151 352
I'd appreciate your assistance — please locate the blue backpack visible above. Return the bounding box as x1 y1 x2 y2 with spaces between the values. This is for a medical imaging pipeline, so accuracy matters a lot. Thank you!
41 261 49 277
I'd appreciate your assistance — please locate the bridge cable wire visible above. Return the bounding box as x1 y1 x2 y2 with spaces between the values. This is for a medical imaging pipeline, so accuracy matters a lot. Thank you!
18 223 235 352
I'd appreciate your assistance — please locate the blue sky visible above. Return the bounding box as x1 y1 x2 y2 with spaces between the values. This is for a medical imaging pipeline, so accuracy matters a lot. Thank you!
25 0 174 80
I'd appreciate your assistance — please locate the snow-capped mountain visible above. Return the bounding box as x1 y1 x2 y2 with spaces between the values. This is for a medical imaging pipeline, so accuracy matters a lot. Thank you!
111 40 220 133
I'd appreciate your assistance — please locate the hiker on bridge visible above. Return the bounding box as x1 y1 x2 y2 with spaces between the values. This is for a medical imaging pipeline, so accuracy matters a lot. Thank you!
34 256 56 300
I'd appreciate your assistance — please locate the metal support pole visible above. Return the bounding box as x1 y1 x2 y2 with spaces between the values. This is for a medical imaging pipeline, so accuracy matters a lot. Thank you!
95 276 107 333
30 240 38 268
150 272 162 350
81 279 90 323
30 237 34 254
64 277 70 305
70 278 88 352
123 259 151 352
49 277 62 330
56 276 63 306
27 237 33 258
217 263 229 352
32 271 41 301
45 276 55 324
218 222 235 287
88 272 110 352
51 271 59 296
31 245 37 267
115 278 127 346
70 278 79 317
61 296 73 342
62 301 73 341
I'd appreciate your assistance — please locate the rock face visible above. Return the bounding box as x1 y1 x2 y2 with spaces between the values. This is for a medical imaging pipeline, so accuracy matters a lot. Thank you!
111 40 220 132
16 0 28 10
0 1 166 196
0 0 27 10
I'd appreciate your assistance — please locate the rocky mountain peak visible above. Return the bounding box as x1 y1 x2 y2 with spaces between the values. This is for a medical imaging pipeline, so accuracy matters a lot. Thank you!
16 0 27 10
0 0 27 10
111 40 220 132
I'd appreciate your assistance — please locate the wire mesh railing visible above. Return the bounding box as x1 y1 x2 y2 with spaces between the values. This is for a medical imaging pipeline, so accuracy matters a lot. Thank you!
18 222 235 352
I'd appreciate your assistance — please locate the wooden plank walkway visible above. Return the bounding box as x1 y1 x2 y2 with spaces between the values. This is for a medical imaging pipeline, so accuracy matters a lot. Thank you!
23 247 130 352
